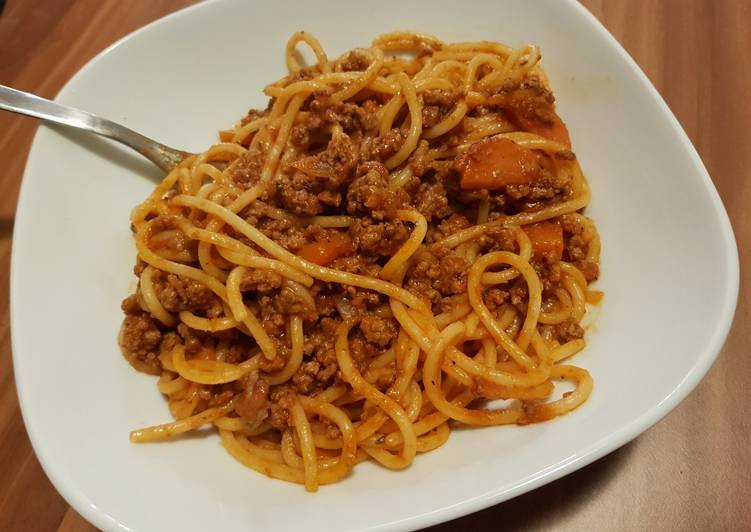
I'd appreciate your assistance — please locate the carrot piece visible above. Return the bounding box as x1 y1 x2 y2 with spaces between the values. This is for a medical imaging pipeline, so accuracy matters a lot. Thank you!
457 137 542 190
297 232 352 266
523 221 564 261
218 130 235 142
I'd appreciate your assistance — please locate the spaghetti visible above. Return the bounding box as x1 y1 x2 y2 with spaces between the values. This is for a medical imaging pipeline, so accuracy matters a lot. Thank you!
120 31 602 491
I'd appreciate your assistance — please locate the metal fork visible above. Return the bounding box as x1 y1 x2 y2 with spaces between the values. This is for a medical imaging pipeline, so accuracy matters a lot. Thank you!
0 84 192 172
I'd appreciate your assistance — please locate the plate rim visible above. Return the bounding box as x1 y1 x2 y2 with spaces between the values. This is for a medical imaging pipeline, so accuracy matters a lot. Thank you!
10 1 740 530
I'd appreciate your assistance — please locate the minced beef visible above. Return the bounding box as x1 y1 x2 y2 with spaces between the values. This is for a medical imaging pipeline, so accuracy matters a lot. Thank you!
349 218 409 257
121 313 162 361
256 218 307 251
359 316 398 346
346 162 409 219
413 181 450 221
427 213 471 243
359 128 405 162
227 148 265 188
152 272 220 314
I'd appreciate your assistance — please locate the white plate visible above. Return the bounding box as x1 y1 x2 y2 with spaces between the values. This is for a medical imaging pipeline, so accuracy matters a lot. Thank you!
11 0 738 530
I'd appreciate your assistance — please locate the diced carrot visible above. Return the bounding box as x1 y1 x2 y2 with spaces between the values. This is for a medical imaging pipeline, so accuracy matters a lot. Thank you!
218 130 235 142
457 137 542 190
297 232 352 266
523 221 564 261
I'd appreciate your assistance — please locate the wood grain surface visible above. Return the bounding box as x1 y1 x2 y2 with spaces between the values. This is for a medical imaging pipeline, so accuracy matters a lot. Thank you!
1 1 748 530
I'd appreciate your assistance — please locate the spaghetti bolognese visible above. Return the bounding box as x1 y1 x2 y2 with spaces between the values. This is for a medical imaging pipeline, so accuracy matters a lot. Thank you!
120 31 601 491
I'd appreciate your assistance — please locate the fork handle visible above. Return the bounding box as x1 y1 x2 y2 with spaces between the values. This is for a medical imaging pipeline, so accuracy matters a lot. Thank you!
0 84 188 172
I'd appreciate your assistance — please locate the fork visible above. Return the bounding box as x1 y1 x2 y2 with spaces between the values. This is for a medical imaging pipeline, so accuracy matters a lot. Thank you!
0 84 192 172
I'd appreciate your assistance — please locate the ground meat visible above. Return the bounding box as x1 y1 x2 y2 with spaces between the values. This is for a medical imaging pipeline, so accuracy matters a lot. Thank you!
437 253 469 295
340 285 383 310
256 218 307 251
408 255 442 283
214 334 253 364
267 388 295 430
292 317 341 394
478 226 517 253
120 313 162 360
315 99 380 137
176 323 208 355
289 122 313 149
405 277 442 307
404 255 442 306
293 360 323 394
359 316 398 347
227 148 265 188
346 162 409 219
275 171 332 216
578 260 600 281
258 296 286 337
152 272 220 314
506 175 568 203
483 287 508 311
349 218 409 257
288 131 359 187
422 106 443 128
565 234 587 261
324 422 342 440
561 215 599 281
414 181 450 221
561 214 586 235
423 88 463 107
275 133 362 215
291 353 339 394
148 222 196 262
427 213 471 243
261 312 287 336
375 370 396 391
159 331 181 356
509 282 528 307
556 318 585 342
121 294 143 315
419 89 464 128
258 344 288 373
338 50 371 72
133 259 147 276
284 66 319 85
359 128 405 162
534 260 563 292
240 269 283 293
479 77 557 132
349 331 384 366
274 286 317 319
324 256 383 309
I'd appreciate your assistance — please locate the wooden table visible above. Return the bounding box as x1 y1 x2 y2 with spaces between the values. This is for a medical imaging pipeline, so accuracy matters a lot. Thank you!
1 1 748 530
